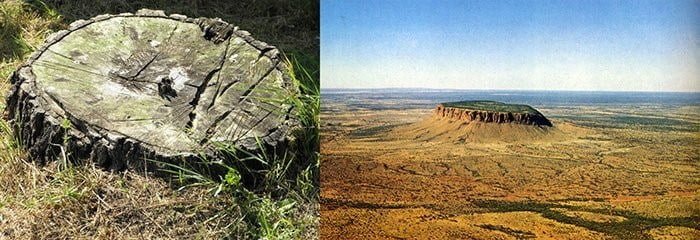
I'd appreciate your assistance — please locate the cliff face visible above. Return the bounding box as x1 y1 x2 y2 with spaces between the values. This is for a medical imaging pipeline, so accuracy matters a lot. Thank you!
435 104 553 127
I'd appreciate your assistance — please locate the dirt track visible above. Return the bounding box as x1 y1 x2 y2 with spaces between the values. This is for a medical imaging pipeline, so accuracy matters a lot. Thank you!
321 108 700 239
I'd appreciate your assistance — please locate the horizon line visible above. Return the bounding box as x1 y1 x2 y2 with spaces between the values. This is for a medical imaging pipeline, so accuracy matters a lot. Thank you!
321 87 700 94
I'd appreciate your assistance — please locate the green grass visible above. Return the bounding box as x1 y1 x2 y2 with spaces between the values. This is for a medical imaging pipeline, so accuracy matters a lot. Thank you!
0 0 318 239
31 0 319 58
441 100 540 114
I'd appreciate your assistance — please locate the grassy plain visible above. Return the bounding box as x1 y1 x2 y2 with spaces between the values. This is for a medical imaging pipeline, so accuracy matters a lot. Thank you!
321 100 699 239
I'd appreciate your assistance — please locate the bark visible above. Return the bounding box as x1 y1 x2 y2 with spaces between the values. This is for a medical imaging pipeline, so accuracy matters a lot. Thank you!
4 9 298 170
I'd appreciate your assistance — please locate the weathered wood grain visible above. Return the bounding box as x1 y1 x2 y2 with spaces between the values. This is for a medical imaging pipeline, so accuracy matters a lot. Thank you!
5 9 298 170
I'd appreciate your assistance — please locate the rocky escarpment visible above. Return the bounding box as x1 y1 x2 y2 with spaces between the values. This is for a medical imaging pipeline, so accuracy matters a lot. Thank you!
435 102 553 127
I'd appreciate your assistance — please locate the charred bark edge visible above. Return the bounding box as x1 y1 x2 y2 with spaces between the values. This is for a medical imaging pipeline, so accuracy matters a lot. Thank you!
3 9 301 172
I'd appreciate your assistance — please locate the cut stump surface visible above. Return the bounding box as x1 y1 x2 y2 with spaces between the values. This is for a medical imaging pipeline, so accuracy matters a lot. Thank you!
5 9 298 169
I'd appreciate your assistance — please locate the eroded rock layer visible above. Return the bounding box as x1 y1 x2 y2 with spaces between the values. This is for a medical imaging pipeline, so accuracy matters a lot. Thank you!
435 103 553 127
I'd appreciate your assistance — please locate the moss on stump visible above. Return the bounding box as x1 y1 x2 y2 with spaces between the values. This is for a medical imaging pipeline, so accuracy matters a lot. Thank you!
5 9 299 170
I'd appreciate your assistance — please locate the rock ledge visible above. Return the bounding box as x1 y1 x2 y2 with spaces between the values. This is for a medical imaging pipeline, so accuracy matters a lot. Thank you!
435 101 552 127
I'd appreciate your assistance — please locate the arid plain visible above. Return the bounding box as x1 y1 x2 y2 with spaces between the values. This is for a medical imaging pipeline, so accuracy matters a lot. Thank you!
320 92 699 239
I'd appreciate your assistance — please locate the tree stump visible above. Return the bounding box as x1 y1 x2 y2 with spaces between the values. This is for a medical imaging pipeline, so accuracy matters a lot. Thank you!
5 9 298 170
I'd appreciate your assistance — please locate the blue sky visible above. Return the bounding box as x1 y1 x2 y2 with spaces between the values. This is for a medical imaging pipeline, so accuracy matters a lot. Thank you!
321 0 698 92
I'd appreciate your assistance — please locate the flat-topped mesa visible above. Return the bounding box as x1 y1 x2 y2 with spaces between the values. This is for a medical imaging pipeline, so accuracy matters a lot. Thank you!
435 101 553 127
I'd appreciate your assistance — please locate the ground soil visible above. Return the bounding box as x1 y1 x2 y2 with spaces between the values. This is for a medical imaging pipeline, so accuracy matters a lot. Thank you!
320 107 699 239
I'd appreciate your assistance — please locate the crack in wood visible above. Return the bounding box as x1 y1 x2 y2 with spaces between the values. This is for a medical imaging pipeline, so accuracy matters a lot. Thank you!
207 76 241 111
218 77 241 97
109 117 159 122
234 109 275 143
34 60 108 78
44 49 98 70
164 23 179 43
186 37 232 129
112 23 179 95
129 53 160 80
199 109 233 144
237 62 278 104
197 62 279 144
205 43 246 111
256 47 275 61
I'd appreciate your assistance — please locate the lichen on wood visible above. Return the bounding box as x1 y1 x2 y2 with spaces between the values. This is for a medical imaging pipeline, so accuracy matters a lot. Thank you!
4 9 298 170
